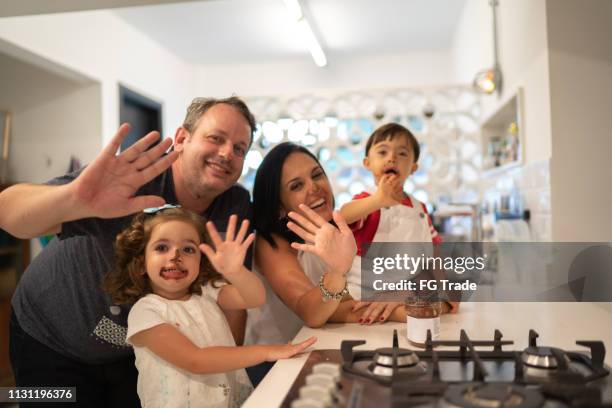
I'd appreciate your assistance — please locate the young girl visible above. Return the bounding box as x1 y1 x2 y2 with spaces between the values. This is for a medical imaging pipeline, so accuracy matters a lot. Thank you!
104 206 316 408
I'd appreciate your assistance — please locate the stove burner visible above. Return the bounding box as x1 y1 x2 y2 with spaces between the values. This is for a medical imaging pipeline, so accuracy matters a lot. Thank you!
442 383 544 408
341 331 429 381
368 347 427 377
373 347 420 367
522 346 571 369
368 361 427 377
369 347 424 377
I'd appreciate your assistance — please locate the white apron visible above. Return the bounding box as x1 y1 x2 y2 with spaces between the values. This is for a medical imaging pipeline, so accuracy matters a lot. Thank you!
347 196 435 300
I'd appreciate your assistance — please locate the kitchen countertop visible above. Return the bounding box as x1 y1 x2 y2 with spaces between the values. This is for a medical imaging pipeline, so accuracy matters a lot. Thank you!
242 302 612 408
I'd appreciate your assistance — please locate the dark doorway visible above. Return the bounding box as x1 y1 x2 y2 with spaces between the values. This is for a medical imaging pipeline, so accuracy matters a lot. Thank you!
119 85 162 152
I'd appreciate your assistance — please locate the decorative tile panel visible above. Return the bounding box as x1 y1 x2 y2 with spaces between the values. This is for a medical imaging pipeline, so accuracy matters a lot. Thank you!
243 88 482 209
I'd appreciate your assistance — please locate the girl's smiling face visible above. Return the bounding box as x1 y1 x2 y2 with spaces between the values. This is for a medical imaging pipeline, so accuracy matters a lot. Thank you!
145 220 202 300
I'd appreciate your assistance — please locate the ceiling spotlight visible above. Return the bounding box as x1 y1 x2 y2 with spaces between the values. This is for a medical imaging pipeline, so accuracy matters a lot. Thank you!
473 0 503 95
473 66 502 95
422 103 436 119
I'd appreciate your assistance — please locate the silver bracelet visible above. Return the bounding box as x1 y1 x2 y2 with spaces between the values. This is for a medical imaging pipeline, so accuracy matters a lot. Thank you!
319 272 349 302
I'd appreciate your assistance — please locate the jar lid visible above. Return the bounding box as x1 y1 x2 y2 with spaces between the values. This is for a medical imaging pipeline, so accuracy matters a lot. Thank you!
406 288 441 303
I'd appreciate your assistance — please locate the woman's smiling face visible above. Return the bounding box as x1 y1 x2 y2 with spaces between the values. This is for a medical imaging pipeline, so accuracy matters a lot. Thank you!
279 152 334 221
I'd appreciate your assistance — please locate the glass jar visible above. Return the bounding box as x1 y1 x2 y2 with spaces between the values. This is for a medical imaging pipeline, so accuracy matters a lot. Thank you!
405 292 441 347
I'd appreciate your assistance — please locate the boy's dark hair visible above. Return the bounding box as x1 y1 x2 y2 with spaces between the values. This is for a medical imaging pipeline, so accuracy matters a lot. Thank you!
253 142 332 249
364 123 420 161
103 208 223 304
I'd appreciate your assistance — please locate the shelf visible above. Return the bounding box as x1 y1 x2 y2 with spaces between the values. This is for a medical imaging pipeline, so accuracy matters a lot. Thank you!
481 161 522 178
480 88 524 174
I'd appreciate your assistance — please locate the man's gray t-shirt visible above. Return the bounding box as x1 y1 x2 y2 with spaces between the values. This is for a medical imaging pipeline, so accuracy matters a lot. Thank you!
11 167 252 364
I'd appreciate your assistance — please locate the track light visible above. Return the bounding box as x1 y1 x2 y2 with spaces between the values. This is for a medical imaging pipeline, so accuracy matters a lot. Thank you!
282 0 327 67
473 0 503 95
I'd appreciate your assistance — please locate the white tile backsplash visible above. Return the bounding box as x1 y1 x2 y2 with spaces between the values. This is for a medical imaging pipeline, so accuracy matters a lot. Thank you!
530 214 552 241
537 190 551 214
481 160 551 241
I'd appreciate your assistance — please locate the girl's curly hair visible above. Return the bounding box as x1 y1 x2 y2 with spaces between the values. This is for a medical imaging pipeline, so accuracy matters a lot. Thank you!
103 208 223 304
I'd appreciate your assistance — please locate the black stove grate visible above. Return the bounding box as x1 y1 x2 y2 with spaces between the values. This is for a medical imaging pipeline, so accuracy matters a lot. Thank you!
340 329 611 407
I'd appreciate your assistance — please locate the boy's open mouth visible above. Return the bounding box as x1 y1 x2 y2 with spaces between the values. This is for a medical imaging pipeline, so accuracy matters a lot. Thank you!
160 267 188 280
384 168 399 176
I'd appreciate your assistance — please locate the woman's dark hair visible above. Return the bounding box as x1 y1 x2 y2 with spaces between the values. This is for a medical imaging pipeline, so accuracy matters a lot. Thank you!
103 208 223 304
253 142 330 249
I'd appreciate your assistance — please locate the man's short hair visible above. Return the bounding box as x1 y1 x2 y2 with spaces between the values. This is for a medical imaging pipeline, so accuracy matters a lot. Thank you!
182 96 256 145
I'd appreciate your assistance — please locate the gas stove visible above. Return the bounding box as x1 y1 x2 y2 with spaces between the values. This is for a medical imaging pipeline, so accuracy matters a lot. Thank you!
282 329 612 408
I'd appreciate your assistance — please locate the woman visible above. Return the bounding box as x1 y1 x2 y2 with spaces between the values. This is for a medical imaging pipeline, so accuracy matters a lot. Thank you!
245 143 405 350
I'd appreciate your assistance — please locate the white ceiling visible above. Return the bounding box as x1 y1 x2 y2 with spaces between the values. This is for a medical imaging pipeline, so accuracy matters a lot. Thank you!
0 0 204 17
113 0 467 65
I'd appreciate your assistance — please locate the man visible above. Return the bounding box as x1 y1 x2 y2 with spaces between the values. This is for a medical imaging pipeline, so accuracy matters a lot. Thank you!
0 96 255 407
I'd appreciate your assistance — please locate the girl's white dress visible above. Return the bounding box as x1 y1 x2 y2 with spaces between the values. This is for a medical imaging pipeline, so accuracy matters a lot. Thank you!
127 283 253 408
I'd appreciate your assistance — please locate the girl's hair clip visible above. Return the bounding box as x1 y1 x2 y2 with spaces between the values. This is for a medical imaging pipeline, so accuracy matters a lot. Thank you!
143 204 181 214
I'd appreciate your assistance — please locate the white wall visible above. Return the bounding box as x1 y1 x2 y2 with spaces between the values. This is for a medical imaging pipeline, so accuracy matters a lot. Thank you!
455 0 612 242
449 0 555 242
452 0 552 165
546 0 612 241
0 9 195 147
451 0 489 86
0 52 101 183
195 51 453 98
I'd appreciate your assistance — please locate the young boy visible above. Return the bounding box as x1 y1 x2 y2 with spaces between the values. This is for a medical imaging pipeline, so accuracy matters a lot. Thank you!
340 122 442 301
